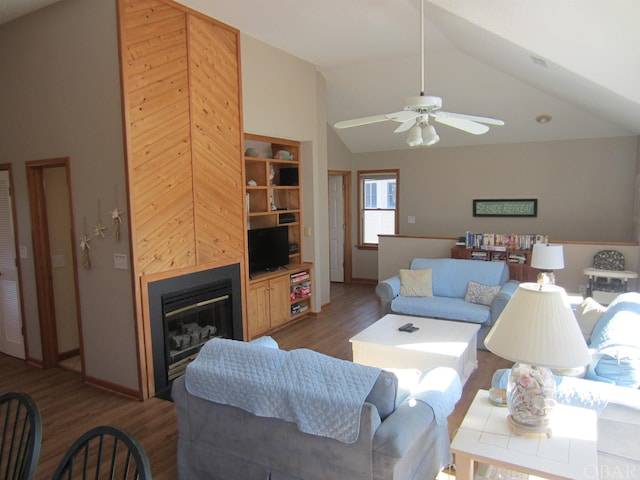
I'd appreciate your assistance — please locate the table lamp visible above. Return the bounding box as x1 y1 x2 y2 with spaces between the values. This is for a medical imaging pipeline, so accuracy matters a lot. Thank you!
531 243 564 285
484 283 591 437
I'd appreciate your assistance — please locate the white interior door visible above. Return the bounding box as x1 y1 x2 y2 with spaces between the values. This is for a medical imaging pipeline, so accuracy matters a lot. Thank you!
329 175 345 282
0 170 25 359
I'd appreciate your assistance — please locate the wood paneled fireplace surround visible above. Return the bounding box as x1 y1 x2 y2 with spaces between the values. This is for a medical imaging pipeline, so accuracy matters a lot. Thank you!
118 0 247 399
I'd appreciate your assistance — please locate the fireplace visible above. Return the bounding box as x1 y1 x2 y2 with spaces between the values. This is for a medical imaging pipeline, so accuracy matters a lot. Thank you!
148 263 242 397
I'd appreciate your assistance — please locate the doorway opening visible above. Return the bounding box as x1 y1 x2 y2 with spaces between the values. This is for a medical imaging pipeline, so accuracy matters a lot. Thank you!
26 158 83 374
328 170 352 284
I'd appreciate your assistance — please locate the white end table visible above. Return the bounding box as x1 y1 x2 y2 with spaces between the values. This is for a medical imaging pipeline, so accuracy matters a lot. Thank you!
451 390 598 480
349 314 479 386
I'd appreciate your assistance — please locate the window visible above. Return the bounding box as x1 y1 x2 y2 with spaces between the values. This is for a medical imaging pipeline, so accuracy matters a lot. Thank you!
358 170 399 247
365 182 377 208
387 182 396 209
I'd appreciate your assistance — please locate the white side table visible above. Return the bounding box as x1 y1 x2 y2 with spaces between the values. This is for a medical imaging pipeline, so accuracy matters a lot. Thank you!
451 390 598 480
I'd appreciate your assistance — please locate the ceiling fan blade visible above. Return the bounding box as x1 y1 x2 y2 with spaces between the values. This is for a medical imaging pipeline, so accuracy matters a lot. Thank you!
438 111 505 126
334 115 391 129
394 118 417 133
334 110 420 130
386 111 420 123
433 113 490 135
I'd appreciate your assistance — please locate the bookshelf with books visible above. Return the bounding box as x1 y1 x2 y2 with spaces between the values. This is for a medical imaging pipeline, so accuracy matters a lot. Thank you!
452 231 543 282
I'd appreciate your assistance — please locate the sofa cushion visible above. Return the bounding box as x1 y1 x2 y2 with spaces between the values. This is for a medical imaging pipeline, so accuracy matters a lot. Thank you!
464 281 501 306
574 297 607 342
409 258 507 298
391 295 491 324
399 268 433 297
382 368 422 406
365 370 399 421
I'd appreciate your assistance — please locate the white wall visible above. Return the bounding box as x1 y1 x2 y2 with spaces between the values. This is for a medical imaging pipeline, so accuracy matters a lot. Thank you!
241 34 330 310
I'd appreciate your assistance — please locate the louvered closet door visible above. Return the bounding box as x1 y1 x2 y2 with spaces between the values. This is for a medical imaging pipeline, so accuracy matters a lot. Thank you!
0 170 25 359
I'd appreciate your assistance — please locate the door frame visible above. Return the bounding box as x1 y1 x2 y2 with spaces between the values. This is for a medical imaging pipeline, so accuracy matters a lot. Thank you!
0 163 29 359
26 158 84 370
328 170 352 284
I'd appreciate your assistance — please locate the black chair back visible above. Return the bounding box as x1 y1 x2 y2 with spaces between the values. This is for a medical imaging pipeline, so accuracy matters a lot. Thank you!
51 425 152 480
0 392 42 480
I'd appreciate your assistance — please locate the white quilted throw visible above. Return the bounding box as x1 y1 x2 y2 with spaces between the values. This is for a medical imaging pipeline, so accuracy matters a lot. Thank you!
185 338 381 443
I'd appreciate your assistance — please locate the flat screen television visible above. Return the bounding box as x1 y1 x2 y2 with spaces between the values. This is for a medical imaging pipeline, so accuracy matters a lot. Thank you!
248 226 290 274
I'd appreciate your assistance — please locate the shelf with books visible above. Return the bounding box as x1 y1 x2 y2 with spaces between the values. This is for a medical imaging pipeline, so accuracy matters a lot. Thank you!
464 231 548 251
451 247 538 282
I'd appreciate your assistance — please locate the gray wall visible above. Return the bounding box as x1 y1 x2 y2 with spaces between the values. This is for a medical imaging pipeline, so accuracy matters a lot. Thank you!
327 135 640 280
0 0 138 390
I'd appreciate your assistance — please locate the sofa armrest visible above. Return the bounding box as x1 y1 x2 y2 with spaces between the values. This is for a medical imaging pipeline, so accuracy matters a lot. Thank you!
372 401 436 458
373 366 461 458
376 276 401 313
490 280 519 325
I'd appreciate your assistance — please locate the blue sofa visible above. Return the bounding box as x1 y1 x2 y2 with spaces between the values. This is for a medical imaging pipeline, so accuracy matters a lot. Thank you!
376 258 519 348
579 292 640 388
172 337 462 480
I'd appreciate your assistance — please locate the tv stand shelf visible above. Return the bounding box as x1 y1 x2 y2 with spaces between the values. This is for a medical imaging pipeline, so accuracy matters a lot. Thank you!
247 263 313 338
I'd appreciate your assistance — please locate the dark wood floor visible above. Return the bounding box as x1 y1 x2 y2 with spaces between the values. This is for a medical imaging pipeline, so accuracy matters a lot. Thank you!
1 282 510 479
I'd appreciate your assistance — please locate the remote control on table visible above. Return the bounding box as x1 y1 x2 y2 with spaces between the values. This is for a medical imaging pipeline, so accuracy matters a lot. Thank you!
398 322 418 332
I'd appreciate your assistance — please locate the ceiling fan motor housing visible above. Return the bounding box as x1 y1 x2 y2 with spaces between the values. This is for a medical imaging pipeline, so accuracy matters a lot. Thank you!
404 95 442 113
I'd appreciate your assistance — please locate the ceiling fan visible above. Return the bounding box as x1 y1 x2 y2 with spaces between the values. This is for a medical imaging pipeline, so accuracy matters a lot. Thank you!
333 0 504 146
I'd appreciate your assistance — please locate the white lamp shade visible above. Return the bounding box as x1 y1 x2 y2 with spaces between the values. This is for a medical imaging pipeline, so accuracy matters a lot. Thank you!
406 124 423 146
422 125 440 146
531 243 564 270
484 283 591 369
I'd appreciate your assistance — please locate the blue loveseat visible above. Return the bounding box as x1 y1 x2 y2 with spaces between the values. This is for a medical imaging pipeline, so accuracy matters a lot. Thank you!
376 258 519 348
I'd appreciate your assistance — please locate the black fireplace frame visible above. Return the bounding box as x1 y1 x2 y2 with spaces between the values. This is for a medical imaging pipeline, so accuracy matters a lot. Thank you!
148 263 243 397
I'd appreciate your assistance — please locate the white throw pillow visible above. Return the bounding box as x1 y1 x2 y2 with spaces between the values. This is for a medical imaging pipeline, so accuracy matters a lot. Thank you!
464 281 500 306
574 297 607 342
399 268 433 297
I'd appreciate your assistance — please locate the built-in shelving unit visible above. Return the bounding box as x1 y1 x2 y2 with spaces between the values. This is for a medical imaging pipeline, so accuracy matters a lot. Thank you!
244 133 312 337
244 133 302 265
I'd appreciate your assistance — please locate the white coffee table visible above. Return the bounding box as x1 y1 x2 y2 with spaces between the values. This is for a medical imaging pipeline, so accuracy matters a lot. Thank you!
451 389 598 480
349 314 479 386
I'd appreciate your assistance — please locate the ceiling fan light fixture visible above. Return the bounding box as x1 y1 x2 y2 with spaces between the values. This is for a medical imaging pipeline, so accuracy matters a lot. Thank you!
407 124 423 146
422 124 440 146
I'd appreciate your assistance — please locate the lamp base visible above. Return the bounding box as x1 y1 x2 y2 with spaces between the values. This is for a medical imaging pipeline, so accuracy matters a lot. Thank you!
536 270 555 285
507 364 556 437
507 414 552 438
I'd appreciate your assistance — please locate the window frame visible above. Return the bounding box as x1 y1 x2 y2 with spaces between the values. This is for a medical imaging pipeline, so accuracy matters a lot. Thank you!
357 169 400 249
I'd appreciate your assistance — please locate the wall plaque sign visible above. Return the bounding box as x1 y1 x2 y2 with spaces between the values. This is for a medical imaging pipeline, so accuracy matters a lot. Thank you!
473 199 537 217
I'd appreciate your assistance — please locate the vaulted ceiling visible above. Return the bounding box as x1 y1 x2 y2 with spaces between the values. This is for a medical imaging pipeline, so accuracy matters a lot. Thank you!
4 0 640 153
